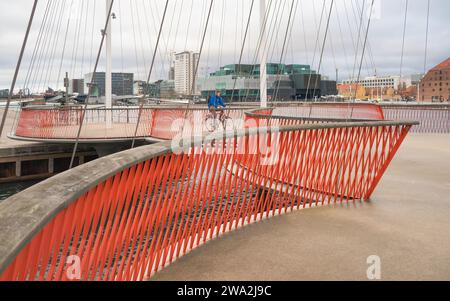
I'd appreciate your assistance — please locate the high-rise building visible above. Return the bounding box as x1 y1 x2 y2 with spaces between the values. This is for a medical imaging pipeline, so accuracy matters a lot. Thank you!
174 51 199 95
84 72 134 96
68 79 84 94
419 57 450 102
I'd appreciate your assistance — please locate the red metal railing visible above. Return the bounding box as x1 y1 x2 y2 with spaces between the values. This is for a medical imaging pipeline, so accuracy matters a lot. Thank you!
13 107 247 140
0 120 415 281
12 103 385 141
270 103 385 120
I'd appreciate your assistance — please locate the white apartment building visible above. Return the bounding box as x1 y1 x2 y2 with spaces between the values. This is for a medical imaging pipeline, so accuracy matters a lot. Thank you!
174 51 199 95
343 76 401 89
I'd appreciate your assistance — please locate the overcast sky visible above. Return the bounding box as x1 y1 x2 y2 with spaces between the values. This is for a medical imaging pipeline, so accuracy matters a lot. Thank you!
0 0 449 92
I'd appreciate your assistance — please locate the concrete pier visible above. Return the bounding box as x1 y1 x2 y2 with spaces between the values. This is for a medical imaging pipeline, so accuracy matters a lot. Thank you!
152 134 450 281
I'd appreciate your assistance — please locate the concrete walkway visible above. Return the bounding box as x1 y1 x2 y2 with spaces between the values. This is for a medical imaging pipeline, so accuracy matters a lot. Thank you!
0 109 38 148
153 134 450 281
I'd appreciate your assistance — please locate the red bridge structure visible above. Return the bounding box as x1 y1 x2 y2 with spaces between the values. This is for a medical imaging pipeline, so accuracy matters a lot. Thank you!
0 102 442 280
8 103 448 143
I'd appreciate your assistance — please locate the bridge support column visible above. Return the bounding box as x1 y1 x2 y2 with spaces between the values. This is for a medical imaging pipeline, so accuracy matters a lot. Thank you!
48 158 54 174
15 161 21 178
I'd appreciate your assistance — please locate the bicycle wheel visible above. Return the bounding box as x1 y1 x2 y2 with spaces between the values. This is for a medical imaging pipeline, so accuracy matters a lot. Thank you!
221 116 233 131
205 116 219 132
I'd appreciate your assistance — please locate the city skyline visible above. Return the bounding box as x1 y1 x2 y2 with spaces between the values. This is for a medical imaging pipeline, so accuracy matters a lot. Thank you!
0 0 449 91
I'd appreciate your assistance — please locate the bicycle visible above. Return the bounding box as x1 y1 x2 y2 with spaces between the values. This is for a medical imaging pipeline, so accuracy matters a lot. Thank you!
204 109 232 132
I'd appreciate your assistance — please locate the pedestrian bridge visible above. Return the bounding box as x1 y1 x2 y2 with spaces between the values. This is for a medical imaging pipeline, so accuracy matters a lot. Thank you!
0 102 421 280
7 103 449 144
9 103 386 142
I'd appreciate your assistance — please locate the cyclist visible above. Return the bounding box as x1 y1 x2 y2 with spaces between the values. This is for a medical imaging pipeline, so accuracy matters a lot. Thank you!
207 90 226 120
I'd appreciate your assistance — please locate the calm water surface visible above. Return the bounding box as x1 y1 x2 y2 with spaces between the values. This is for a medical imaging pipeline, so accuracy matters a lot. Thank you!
0 180 40 201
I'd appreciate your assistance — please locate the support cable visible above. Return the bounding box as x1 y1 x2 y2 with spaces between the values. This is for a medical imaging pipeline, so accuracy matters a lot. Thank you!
0 0 38 138
423 0 431 74
350 0 366 89
131 0 170 149
304 0 326 101
399 0 409 86
273 0 298 102
181 0 214 135
56 0 75 89
242 0 277 103
23 0 51 93
69 0 115 169
351 0 375 112
311 0 334 101
190 0 214 97
229 0 255 104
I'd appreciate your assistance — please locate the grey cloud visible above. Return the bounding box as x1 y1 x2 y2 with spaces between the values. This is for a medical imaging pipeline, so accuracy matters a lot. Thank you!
0 0 449 91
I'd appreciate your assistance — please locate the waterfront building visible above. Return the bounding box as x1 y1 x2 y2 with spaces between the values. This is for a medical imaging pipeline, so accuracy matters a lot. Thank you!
133 80 145 96
160 80 176 98
419 57 450 102
342 75 401 90
84 72 134 96
337 83 366 100
0 89 9 98
321 80 339 96
197 63 333 101
174 51 199 96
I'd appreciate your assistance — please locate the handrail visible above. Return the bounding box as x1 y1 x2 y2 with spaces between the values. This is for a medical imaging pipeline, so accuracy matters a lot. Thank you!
11 103 387 141
0 120 417 280
245 109 376 123
382 105 450 133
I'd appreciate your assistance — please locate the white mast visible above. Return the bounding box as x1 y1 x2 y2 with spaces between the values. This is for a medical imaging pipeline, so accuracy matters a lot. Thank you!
105 0 113 127
259 0 268 107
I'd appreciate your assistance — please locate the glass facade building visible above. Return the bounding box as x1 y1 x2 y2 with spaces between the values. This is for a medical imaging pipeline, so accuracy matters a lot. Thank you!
84 72 134 96
198 63 333 101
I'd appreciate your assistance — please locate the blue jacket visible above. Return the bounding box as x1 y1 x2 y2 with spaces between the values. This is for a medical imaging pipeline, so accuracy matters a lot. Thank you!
208 95 226 109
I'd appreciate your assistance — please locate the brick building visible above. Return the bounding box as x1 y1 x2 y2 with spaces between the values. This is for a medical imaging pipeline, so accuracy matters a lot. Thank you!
420 57 450 102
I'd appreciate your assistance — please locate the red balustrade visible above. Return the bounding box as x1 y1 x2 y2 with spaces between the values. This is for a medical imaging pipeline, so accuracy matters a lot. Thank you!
0 121 414 280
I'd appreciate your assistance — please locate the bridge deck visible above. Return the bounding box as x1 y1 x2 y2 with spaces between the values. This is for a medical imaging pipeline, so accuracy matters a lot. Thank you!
152 134 450 281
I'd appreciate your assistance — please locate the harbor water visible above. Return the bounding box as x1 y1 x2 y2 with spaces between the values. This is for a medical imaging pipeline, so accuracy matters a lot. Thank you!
0 180 40 201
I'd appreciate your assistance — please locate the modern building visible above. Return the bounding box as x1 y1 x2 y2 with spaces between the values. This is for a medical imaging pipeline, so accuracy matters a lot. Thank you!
174 51 199 96
0 89 9 98
419 57 450 102
320 80 338 96
168 67 175 81
289 74 322 99
84 72 134 96
343 76 401 90
68 79 84 94
160 80 176 98
197 63 332 101
134 80 147 96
